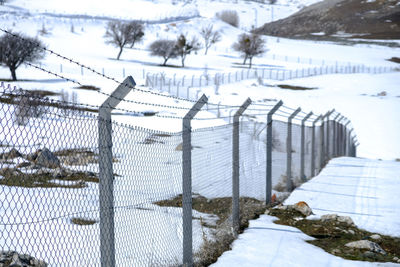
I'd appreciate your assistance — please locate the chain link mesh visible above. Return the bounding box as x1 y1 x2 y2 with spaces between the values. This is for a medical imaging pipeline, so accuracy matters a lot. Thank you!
0 84 355 266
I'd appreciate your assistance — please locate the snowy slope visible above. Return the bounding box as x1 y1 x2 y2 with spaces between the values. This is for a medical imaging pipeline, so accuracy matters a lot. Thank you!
212 157 400 267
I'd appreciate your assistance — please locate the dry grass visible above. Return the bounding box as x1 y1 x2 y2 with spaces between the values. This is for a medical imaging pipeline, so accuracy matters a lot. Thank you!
268 208 400 263
277 84 317 90
75 85 100 91
155 194 266 265
70 217 97 225
0 169 98 188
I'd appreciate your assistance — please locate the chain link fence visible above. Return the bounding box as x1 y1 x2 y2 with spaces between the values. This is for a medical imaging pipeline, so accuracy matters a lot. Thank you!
0 79 357 266
145 65 397 100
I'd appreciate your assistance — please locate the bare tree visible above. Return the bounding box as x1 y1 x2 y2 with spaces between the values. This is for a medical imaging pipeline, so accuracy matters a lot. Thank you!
0 32 45 81
104 20 144 60
149 40 179 66
216 10 239 27
232 33 266 68
175 34 201 67
200 25 221 55
128 21 145 48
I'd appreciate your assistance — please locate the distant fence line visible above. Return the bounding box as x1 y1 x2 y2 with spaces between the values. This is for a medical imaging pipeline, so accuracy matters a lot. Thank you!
145 64 397 100
0 77 357 266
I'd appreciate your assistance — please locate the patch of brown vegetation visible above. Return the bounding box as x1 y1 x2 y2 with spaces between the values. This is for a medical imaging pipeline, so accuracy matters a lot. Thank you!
268 208 400 263
70 217 97 225
277 84 317 90
155 194 267 266
75 85 100 91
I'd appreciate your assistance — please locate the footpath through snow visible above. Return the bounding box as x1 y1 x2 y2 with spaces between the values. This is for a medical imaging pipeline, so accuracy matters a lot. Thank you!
212 157 400 267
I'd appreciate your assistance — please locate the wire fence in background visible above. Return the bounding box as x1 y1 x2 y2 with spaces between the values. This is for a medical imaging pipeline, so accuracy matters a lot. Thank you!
145 64 397 100
0 78 357 266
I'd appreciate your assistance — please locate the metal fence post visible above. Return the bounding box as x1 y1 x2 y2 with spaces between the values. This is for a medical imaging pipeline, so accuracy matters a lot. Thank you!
232 98 252 235
300 112 313 182
332 113 340 157
311 115 322 177
266 100 283 204
286 108 301 191
344 121 351 156
337 116 344 156
347 128 354 156
98 76 136 267
319 112 329 170
182 94 208 267
325 109 334 163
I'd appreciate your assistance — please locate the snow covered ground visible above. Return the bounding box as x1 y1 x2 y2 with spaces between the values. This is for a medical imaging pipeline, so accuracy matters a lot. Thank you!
212 157 400 267
0 0 400 265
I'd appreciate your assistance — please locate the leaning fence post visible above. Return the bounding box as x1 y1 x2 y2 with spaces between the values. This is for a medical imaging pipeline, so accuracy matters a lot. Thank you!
266 100 283 204
232 98 252 235
182 94 208 267
311 115 322 177
300 112 313 181
286 107 301 191
98 76 136 267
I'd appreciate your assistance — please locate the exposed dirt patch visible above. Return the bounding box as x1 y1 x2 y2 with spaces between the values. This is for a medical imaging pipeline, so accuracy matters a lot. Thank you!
70 217 97 225
75 85 100 91
155 194 266 228
268 208 400 263
0 168 98 188
255 0 400 40
388 57 400 64
155 194 267 266
0 90 97 113
277 84 317 90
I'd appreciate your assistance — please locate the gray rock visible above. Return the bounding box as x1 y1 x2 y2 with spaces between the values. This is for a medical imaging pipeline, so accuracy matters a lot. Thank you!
34 148 60 169
1 148 22 160
293 201 313 216
321 214 354 226
348 229 355 235
370 234 382 241
393 256 399 261
345 240 386 255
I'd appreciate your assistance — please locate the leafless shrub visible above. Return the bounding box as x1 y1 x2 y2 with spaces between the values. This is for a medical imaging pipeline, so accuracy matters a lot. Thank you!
175 34 201 67
232 33 266 68
216 10 239 28
149 39 179 66
104 20 145 60
200 24 221 55
0 31 45 81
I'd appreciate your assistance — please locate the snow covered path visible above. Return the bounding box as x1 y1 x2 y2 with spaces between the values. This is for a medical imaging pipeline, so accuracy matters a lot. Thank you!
212 157 400 267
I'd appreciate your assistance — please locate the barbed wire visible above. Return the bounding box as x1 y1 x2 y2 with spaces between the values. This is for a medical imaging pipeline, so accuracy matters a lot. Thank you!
0 28 277 111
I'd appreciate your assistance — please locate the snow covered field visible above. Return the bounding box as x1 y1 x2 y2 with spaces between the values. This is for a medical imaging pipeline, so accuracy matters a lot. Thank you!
0 0 399 265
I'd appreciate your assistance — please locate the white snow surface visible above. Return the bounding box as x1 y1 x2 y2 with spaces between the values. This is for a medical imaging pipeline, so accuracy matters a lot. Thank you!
0 0 400 265
212 157 400 267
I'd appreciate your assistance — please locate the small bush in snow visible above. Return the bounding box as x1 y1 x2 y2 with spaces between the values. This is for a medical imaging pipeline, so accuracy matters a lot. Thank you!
149 39 179 66
175 33 201 67
216 10 239 27
232 33 266 68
